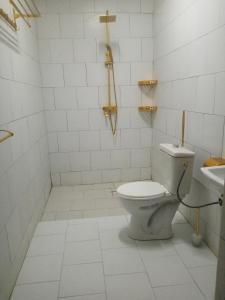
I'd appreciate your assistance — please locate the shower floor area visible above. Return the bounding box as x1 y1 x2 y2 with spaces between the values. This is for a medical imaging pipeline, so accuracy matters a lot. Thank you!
11 214 217 300
41 183 127 221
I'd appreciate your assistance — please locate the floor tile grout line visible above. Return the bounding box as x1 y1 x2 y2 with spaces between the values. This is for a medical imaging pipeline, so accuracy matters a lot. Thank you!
34 232 67 237
27 252 65 258
173 241 217 269
15 280 60 287
105 270 152 278
136 239 161 300
98 221 108 300
187 263 217 270
173 241 209 299
63 259 103 267
57 292 106 299
57 222 68 299
186 268 210 300
33 232 66 237
16 279 61 287
151 281 207 289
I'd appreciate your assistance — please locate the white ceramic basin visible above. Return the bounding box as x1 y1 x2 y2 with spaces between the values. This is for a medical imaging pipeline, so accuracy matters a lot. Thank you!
201 166 225 191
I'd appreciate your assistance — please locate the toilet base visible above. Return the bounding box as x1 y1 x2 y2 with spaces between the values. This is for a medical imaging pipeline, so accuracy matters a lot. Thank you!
128 215 173 241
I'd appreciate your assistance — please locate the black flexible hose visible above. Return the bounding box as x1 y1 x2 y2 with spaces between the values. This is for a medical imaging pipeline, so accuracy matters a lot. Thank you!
177 168 223 208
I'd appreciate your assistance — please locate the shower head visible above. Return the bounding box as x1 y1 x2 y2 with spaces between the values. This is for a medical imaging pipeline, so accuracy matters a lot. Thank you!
99 10 116 23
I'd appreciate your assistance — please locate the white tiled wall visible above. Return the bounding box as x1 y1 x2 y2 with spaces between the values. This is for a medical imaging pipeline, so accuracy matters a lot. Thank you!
0 1 51 299
37 0 154 185
153 0 225 255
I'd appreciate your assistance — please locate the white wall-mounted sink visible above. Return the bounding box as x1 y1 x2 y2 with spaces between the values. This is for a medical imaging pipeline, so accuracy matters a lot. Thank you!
201 166 225 192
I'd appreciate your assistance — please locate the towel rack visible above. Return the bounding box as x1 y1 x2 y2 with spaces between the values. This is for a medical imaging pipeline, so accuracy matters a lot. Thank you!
0 130 14 144
0 8 17 30
0 0 40 31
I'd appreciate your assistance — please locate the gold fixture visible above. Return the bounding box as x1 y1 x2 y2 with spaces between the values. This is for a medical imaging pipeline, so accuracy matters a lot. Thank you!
0 130 14 144
138 105 157 112
0 7 17 30
99 13 116 23
102 105 117 117
99 10 118 136
10 0 31 28
138 80 158 87
0 0 40 31
203 157 225 167
181 110 185 147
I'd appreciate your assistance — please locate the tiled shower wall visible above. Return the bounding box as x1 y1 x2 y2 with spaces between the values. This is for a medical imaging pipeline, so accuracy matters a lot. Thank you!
0 1 51 299
153 0 225 254
37 0 154 185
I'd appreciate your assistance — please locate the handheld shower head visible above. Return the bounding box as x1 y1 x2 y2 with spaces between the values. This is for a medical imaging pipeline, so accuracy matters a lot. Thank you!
106 44 113 63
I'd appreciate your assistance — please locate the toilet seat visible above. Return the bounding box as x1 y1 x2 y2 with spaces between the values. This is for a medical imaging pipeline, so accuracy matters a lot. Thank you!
117 181 168 200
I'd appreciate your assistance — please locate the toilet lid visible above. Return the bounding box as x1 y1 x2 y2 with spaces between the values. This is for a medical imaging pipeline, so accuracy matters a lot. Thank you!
117 181 167 200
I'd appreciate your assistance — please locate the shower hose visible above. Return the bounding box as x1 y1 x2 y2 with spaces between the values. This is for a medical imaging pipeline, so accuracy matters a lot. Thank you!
177 165 223 208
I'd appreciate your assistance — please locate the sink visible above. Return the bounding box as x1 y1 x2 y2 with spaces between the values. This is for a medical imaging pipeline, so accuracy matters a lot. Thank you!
201 166 225 192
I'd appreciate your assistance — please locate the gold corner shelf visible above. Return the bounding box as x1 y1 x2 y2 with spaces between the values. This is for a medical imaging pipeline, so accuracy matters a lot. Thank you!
138 105 157 113
0 130 14 144
138 80 158 87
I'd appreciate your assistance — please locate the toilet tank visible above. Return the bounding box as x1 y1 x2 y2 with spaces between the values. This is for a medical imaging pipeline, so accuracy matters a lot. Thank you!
152 144 195 196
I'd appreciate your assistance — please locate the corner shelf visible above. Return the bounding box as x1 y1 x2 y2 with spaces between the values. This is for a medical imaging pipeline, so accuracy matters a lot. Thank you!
138 106 157 112
138 80 158 87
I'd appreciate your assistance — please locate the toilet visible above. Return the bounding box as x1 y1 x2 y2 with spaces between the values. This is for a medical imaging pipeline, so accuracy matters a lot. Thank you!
117 144 195 240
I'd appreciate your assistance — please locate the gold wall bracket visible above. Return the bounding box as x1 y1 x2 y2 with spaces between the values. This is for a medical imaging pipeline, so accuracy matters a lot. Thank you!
138 80 158 87
102 105 117 117
138 105 157 112
105 60 113 66
0 130 14 144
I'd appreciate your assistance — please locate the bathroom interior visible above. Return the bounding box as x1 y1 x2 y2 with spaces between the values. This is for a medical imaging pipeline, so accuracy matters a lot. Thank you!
0 0 225 299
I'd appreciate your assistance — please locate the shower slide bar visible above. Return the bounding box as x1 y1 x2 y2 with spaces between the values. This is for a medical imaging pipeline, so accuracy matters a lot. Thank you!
100 10 118 136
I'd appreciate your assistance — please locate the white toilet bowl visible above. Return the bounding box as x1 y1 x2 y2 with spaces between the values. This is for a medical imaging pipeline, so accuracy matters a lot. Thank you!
117 181 179 240
117 144 195 241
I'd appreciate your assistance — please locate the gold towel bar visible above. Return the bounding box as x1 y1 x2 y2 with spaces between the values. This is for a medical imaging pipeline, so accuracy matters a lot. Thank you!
0 0 41 31
0 8 17 30
13 0 40 19
10 0 31 28
0 130 14 144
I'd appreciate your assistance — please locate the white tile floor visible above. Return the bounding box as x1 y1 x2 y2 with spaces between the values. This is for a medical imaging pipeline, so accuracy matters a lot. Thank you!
41 183 127 221
11 213 217 300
